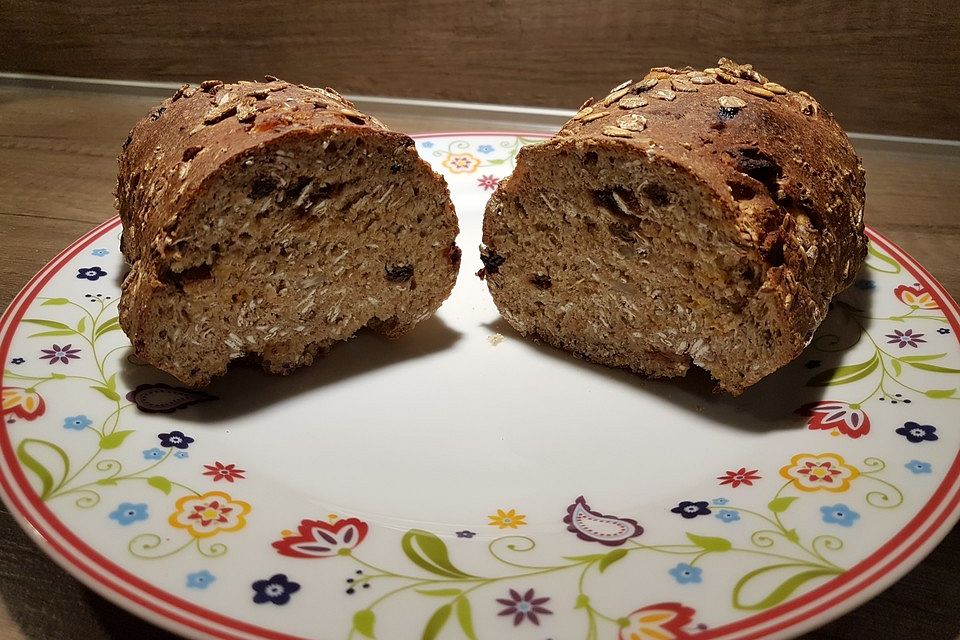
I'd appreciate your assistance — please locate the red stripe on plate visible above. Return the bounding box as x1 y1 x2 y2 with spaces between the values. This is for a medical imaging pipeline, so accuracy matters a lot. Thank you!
1 145 959 640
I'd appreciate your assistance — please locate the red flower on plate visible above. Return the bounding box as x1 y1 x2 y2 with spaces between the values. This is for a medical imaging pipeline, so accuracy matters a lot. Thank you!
202 461 246 483
618 602 698 640
1 387 45 421
272 517 369 558
894 284 938 310
796 401 870 439
477 174 500 191
716 467 761 488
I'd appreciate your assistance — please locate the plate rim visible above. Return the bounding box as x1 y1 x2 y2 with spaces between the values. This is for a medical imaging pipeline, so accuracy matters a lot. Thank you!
1 133 958 640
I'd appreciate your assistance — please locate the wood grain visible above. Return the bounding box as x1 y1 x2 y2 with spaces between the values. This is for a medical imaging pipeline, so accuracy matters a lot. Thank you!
1 0 958 139
0 81 959 639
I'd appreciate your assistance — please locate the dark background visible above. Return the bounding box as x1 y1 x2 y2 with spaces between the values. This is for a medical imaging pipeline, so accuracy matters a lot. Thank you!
1 0 958 139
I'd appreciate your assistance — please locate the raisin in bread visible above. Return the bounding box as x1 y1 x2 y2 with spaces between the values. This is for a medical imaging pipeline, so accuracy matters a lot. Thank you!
480 59 866 395
118 78 460 386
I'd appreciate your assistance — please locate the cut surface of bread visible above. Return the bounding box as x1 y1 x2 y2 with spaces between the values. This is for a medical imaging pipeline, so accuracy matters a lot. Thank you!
118 79 460 386
481 60 866 394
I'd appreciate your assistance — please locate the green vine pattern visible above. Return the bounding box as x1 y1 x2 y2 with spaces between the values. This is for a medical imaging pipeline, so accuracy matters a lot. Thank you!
807 242 959 405
272 455 903 640
3 295 248 559
0 144 954 639
428 137 544 174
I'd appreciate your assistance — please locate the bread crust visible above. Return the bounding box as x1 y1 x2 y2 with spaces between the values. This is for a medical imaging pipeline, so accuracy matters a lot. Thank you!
481 59 866 393
118 78 459 385
118 80 426 265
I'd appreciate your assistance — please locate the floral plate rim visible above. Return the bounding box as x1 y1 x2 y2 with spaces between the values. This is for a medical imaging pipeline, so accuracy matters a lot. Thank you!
1 133 959 640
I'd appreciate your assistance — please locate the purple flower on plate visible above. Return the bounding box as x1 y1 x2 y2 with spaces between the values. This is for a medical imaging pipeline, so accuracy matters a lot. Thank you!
10 357 25 365
496 588 552 626
455 530 476 539
158 430 194 449
39 344 80 365
671 500 711 519
76 266 107 281
252 574 300 605
896 422 938 443
126 383 215 413
563 496 643 545
886 329 925 348
938 327 951 335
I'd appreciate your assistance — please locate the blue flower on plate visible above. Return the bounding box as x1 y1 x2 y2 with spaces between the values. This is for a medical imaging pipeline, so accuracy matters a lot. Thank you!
174 450 189 459
671 501 711 519
109 502 149 525
63 415 92 431
10 357 25 365
896 422 938 443
668 563 702 584
711 497 729 505
91 248 110 257
421 141 434 149
143 448 165 460
158 430 194 449
76 266 107 281
820 504 860 527
715 509 740 523
905 460 932 474
477 144 495 154
186 570 216 589
854 279 876 290
455 530 476 539
252 574 301 605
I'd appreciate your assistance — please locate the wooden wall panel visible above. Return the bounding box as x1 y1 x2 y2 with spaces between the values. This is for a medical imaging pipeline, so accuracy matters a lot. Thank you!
0 0 957 139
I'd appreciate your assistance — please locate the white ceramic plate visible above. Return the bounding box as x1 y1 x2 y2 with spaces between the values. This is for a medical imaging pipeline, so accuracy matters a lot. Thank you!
1 133 959 640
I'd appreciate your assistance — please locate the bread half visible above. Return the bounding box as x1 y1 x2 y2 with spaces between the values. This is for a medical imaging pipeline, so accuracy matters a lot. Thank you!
118 79 460 386
480 60 866 394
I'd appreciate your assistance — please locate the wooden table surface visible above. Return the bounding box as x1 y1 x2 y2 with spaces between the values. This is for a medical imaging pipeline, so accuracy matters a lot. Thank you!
0 78 958 640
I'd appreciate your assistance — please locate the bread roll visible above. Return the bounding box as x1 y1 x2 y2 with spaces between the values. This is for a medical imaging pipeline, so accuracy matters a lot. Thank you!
480 59 866 394
118 78 460 386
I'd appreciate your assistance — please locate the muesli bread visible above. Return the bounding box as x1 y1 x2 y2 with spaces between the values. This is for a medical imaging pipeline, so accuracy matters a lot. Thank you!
118 78 460 386
480 59 866 394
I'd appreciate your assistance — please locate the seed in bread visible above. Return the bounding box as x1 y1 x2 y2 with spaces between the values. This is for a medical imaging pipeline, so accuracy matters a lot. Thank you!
117 78 460 386
480 59 866 395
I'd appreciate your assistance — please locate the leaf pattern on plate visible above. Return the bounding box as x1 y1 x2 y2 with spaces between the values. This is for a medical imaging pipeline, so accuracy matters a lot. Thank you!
0 136 957 639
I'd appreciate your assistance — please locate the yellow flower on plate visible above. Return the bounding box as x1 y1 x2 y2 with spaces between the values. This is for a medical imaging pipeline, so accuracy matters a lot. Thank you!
442 153 480 174
488 508 527 529
779 453 860 492
169 491 251 538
